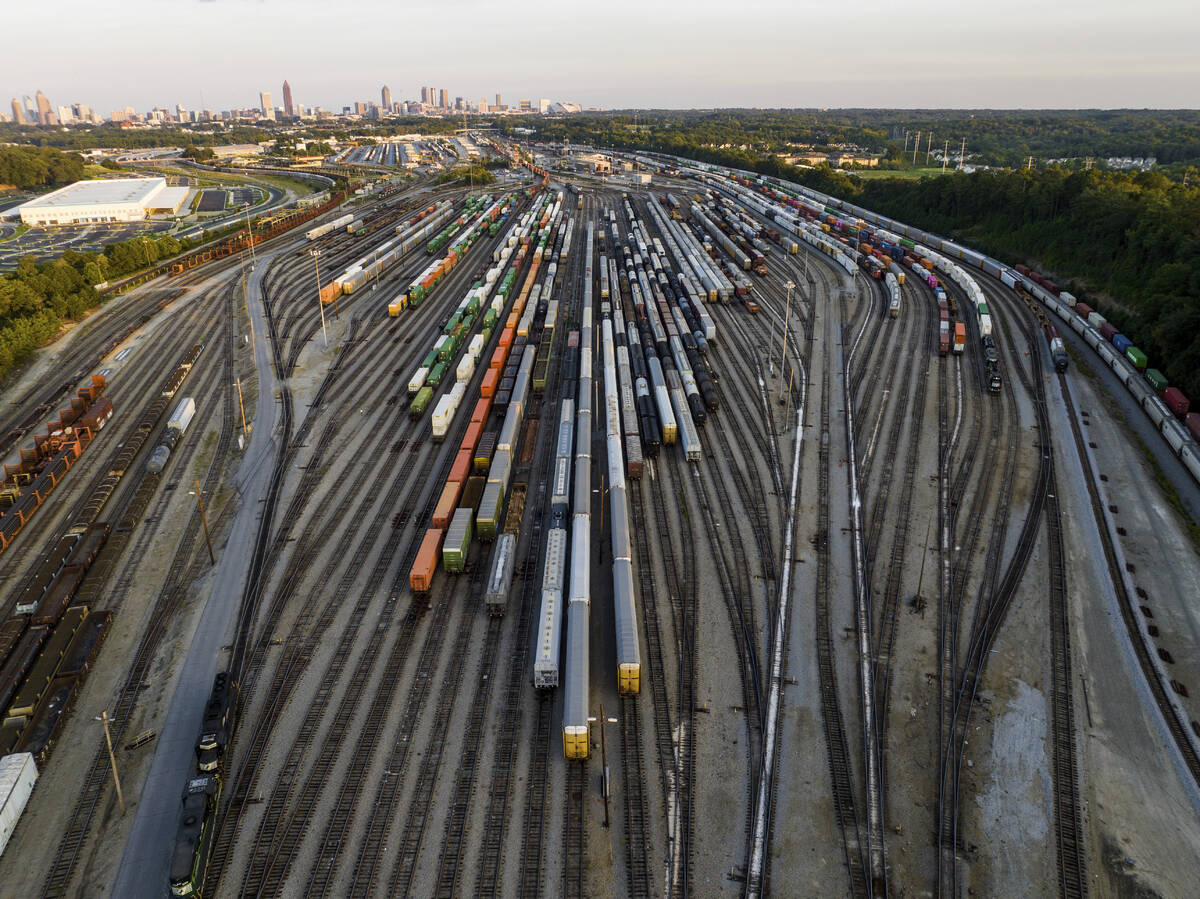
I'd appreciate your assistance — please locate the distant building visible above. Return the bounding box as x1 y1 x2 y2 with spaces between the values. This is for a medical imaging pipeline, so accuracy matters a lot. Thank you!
259 91 275 120
16 177 189 226
36 90 52 125
381 85 391 111
495 93 501 110
283 80 294 117
57 105 73 124
420 87 429 104
439 88 448 109
478 97 488 114
11 98 25 125
539 98 550 114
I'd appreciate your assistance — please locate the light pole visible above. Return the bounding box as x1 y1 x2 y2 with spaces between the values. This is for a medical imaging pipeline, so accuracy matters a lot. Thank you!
311 249 329 347
190 480 215 564
778 280 795 394
243 203 256 271
96 711 126 815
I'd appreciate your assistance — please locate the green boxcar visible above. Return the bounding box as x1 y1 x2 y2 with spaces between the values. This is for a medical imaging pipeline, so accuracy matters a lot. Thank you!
427 361 448 387
410 286 426 306
476 482 504 541
466 295 482 316
409 386 433 418
899 237 915 250
1146 368 1169 392
1126 346 1148 371
444 313 461 335
437 339 455 363
421 348 438 370
483 309 497 328
442 508 473 573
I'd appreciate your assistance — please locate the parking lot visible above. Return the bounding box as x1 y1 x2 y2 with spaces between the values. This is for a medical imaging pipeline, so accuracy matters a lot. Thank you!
0 220 174 271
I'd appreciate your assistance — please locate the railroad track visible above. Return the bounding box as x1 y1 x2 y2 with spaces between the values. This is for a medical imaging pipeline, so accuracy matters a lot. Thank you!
871 283 936 772
814 359 871 898
386 566 487 897
619 697 652 898
41 287 237 898
563 762 588 898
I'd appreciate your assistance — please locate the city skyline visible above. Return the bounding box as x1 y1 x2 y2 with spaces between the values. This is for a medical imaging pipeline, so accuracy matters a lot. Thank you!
2 0 1197 112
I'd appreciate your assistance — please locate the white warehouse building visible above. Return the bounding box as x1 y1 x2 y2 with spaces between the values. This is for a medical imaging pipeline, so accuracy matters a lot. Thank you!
16 177 190 226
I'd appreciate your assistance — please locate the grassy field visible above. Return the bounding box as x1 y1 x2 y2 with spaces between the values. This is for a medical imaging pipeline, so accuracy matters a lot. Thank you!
850 166 951 181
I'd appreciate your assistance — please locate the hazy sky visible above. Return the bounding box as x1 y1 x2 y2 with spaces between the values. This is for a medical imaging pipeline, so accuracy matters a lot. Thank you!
4 0 1197 113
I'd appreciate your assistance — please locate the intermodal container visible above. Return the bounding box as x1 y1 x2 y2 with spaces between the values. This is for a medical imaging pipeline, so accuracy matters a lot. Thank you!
1185 412 1200 443
1100 323 1119 343
1125 346 1148 371
1145 369 1169 393
1163 387 1190 419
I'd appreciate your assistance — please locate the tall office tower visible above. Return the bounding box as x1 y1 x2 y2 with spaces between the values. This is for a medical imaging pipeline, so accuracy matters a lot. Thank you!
11 99 24 124
455 97 464 111
57 105 73 124
381 85 392 111
420 86 429 104
23 96 35 119
519 99 532 111
35 90 52 124
260 91 273 115
495 93 501 109
479 97 488 113
439 88 448 108
539 98 550 113
283 80 294 117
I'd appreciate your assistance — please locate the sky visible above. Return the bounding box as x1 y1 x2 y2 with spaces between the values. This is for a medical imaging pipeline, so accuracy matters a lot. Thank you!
4 0 1198 114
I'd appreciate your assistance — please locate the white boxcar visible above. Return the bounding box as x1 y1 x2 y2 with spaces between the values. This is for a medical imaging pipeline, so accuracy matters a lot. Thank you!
0 753 37 858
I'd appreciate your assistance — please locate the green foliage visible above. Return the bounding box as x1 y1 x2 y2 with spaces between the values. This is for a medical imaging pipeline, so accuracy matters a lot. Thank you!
0 230 199 383
0 145 85 189
839 168 1200 399
435 165 495 186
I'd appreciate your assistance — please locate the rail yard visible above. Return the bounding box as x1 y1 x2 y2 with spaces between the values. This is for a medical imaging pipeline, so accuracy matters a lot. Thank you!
0 137 1198 899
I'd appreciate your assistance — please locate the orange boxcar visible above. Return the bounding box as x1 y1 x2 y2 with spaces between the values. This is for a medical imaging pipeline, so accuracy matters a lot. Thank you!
410 528 444 592
481 368 499 398
450 448 472 484
461 421 483 454
489 347 507 371
471 398 491 425
498 328 513 349
433 480 464 530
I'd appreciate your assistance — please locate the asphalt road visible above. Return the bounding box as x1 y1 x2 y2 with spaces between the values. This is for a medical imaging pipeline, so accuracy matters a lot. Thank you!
111 247 286 897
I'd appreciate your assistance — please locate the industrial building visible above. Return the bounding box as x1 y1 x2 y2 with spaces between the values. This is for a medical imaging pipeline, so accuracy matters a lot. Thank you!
17 177 190 226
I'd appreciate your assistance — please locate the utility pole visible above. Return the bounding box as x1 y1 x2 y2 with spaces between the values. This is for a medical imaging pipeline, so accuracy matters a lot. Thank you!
925 131 933 165
1027 156 1034 171
236 378 248 436
779 280 795 399
310 249 329 347
243 203 256 271
942 140 950 173
193 480 214 564
97 711 126 815
912 131 920 165
958 136 966 171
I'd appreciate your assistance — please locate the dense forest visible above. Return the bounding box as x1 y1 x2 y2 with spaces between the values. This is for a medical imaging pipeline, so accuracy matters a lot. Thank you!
514 112 1200 400
852 169 1200 399
514 109 1200 170
0 233 187 383
0 145 85 190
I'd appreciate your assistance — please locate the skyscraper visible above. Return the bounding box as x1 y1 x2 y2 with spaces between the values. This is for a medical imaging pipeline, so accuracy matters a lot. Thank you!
439 88 448 109
420 87 429 104
35 90 52 125
283 81 294 117
23 96 35 119
495 93 502 109
260 91 274 120
381 85 392 111
11 99 24 125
